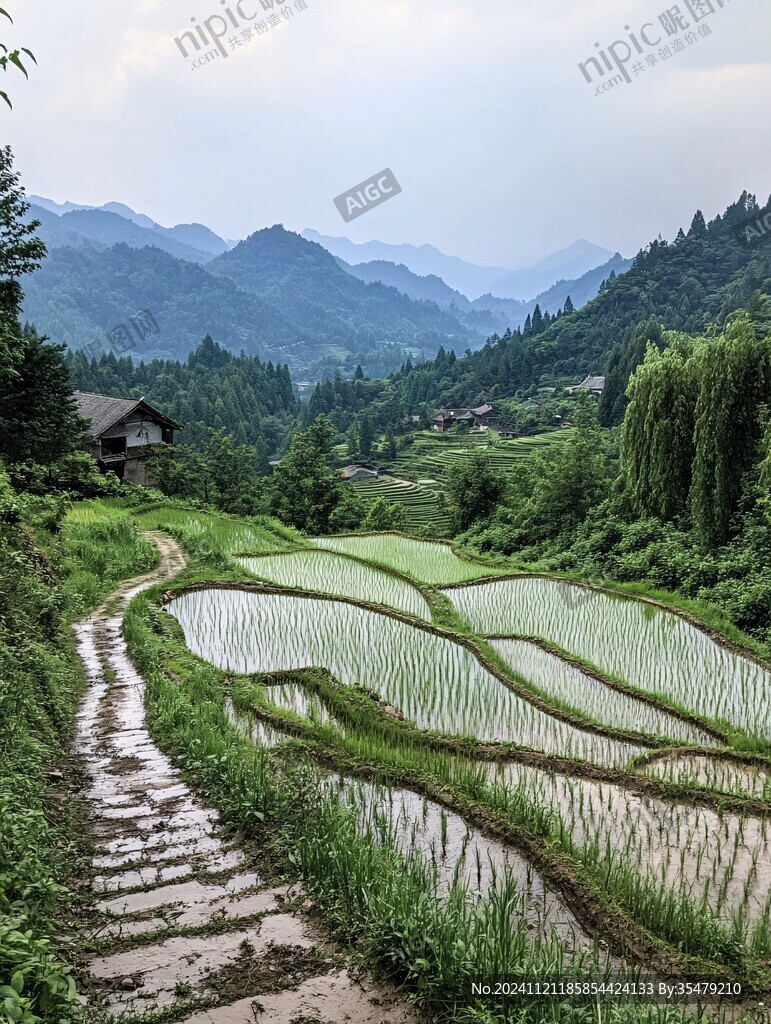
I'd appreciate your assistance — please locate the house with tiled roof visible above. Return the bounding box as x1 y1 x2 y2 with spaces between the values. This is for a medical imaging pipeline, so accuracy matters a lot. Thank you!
431 404 497 432
73 391 180 485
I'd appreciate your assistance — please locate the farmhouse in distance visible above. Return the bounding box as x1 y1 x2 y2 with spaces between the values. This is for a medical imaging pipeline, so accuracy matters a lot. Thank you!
73 391 180 486
432 404 497 432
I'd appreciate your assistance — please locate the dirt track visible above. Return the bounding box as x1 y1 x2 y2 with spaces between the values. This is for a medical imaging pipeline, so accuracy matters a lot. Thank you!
73 531 418 1023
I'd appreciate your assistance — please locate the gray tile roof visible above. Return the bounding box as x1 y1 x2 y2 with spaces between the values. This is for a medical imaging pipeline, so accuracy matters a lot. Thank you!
579 376 606 391
73 391 179 438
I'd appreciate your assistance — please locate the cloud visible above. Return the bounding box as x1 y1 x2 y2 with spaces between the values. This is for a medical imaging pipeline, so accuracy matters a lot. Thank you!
4 0 769 266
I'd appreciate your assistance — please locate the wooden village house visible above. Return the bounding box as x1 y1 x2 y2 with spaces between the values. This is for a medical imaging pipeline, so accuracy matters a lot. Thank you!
73 391 180 486
431 404 497 433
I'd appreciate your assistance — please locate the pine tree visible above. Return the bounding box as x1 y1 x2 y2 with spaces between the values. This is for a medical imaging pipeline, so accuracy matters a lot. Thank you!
531 304 544 335
0 145 47 375
358 412 374 459
563 295 574 315
689 210 707 236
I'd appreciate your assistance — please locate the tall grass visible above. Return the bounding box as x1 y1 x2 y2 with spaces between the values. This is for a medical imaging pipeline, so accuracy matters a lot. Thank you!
134 505 301 557
0 492 161 1022
59 510 158 616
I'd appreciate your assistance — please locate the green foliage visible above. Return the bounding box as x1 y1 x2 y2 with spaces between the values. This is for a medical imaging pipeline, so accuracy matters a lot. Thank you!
68 334 297 452
464 424 612 556
622 335 696 520
447 453 505 532
0 329 85 473
359 496 408 532
0 9 36 110
271 417 358 534
690 317 771 546
0 145 46 377
153 427 268 514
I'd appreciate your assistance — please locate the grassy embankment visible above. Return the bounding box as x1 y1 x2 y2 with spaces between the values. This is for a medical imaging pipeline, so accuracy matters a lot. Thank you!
114 500 771 1022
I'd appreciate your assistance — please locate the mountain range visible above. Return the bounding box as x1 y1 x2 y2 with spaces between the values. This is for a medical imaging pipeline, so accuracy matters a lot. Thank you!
22 196 625 378
303 229 616 301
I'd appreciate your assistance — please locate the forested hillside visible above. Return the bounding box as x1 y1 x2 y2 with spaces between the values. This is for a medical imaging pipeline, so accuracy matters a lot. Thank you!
22 225 485 379
68 336 298 453
381 193 771 411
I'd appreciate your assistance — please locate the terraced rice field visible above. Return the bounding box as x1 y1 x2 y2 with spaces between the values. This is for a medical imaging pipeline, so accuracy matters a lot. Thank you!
135 506 290 554
640 753 771 802
488 760 771 947
337 777 603 958
314 533 498 585
490 639 716 746
446 577 771 740
352 475 449 532
167 588 643 766
236 549 431 620
347 431 574 536
134 518 771 1012
390 429 576 482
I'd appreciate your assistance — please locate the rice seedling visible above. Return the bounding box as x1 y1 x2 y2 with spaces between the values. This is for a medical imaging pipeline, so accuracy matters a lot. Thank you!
314 533 500 585
640 754 771 802
331 775 603 957
224 697 287 748
447 578 771 741
236 549 431 620
134 505 294 555
490 640 715 746
64 498 130 525
167 588 644 767
485 760 771 955
261 680 344 732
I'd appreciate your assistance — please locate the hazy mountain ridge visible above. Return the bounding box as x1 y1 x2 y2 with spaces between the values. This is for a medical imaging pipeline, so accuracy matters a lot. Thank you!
340 252 631 332
28 195 233 261
23 195 627 379
303 228 616 301
22 226 486 378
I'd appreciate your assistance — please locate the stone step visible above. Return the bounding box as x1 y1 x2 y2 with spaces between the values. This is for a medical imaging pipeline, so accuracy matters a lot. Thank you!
177 969 417 1023
89 915 313 1014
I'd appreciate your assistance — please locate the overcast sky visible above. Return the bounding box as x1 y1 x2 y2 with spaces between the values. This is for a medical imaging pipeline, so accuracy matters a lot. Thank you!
3 0 769 269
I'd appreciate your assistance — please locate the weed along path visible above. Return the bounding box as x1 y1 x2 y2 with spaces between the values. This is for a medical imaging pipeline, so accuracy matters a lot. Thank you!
72 532 418 1024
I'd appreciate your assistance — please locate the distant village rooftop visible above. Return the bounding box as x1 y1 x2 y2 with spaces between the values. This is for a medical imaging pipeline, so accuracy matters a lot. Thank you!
432 404 496 432
578 376 606 396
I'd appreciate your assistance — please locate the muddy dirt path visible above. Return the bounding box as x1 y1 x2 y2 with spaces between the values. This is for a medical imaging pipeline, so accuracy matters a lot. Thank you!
73 532 418 1023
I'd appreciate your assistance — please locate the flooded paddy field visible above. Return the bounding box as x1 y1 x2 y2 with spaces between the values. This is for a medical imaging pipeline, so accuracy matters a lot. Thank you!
237 548 431 619
167 587 645 767
103 527 771 1019
446 577 771 740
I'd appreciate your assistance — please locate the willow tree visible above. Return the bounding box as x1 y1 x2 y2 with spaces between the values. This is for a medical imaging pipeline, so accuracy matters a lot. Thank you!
690 317 771 546
622 333 696 521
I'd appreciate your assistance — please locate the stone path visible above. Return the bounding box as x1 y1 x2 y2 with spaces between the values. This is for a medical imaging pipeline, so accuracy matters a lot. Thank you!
73 532 418 1023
